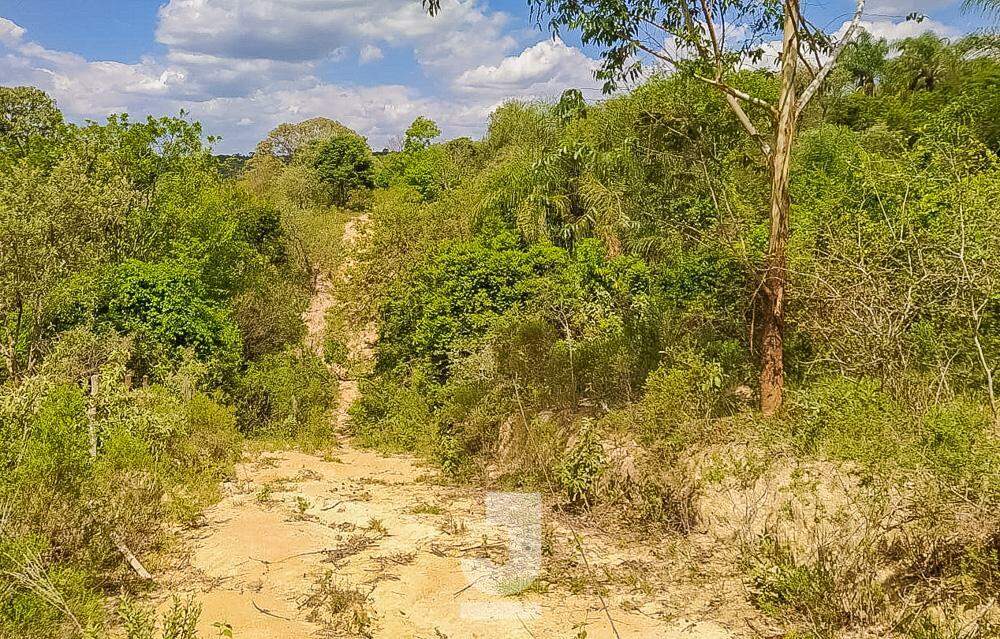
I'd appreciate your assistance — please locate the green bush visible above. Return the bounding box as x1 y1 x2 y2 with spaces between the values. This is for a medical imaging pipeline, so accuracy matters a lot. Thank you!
231 269 308 361
237 348 336 442
118 595 202 639
0 540 105 639
175 394 242 472
1 383 93 561
744 535 848 631
557 420 604 507
163 393 242 522
781 377 1000 499
310 134 375 205
349 376 438 454
99 259 242 382
0 337 246 637
378 233 567 376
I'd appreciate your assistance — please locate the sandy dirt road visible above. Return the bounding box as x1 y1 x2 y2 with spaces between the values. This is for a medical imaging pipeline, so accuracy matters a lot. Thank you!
153 214 746 639
158 446 741 638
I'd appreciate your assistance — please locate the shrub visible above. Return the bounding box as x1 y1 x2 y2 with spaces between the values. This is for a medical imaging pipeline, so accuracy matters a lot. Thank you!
322 303 351 368
174 394 242 473
744 535 852 631
98 259 242 382
349 376 438 454
0 540 105 639
377 233 567 376
118 595 202 639
1 383 94 562
0 336 248 637
310 134 374 205
164 393 242 522
231 270 308 360
781 377 1000 497
236 348 336 442
434 433 468 477
557 420 604 507
629 351 731 452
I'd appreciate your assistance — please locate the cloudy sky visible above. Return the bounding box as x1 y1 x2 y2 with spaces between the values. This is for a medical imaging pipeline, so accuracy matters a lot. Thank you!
0 0 988 152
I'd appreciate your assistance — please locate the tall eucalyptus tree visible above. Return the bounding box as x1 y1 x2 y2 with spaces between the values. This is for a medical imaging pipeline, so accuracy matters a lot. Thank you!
523 0 867 414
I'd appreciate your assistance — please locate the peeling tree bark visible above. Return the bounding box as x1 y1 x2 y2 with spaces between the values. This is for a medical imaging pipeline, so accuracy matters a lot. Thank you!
759 0 800 417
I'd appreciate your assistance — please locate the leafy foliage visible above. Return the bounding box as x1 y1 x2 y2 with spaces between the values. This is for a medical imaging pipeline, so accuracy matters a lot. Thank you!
5 25 1000 638
0 90 334 637
343 36 1000 634
403 116 441 152
99 260 242 380
310 134 375 205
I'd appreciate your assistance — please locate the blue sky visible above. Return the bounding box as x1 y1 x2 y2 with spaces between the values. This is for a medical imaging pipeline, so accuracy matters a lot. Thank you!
0 0 989 152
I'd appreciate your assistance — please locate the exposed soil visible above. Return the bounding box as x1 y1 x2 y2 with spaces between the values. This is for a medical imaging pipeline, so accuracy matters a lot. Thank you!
153 213 750 638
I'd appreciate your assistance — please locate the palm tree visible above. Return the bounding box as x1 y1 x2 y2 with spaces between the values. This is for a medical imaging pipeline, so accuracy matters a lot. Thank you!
888 32 958 92
962 0 1000 17
840 30 889 95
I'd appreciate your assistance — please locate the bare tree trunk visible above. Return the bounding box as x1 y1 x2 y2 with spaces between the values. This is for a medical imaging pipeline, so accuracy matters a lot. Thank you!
760 0 799 417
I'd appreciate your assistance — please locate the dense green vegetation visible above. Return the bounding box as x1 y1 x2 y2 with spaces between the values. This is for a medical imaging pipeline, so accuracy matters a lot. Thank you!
3 24 1000 639
0 88 340 637
343 31 1000 637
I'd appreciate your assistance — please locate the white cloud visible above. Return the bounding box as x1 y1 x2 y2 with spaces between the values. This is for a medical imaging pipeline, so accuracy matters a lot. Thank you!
867 0 959 16
856 18 959 41
0 16 25 46
359 44 383 64
0 36 187 115
182 83 493 151
0 9 609 152
455 38 601 97
747 16 959 70
156 0 516 73
0 14 598 152
164 50 318 98
2 2 965 155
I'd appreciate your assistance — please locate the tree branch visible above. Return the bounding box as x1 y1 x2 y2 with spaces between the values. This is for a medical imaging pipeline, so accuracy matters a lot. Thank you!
631 17 774 156
694 74 778 115
698 0 724 66
723 95 773 157
633 40 682 68
796 0 866 116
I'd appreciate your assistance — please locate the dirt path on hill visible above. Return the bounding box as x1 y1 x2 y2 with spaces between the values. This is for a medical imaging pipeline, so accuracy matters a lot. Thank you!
154 214 747 639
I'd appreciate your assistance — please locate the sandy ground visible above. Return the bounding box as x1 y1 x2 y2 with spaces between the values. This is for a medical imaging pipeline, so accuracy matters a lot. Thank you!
157 447 745 639
153 213 749 638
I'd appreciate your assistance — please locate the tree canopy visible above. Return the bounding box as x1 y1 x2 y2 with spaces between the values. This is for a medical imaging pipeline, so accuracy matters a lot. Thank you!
310 134 375 205
255 117 358 160
403 116 442 152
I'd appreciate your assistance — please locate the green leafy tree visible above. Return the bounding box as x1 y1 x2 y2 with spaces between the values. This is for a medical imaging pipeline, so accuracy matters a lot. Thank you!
99 259 241 378
375 118 450 201
379 233 567 375
0 86 64 161
554 88 588 124
311 134 375 205
840 29 889 95
528 0 868 415
254 117 356 160
0 116 124 379
403 116 441 152
887 32 961 92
